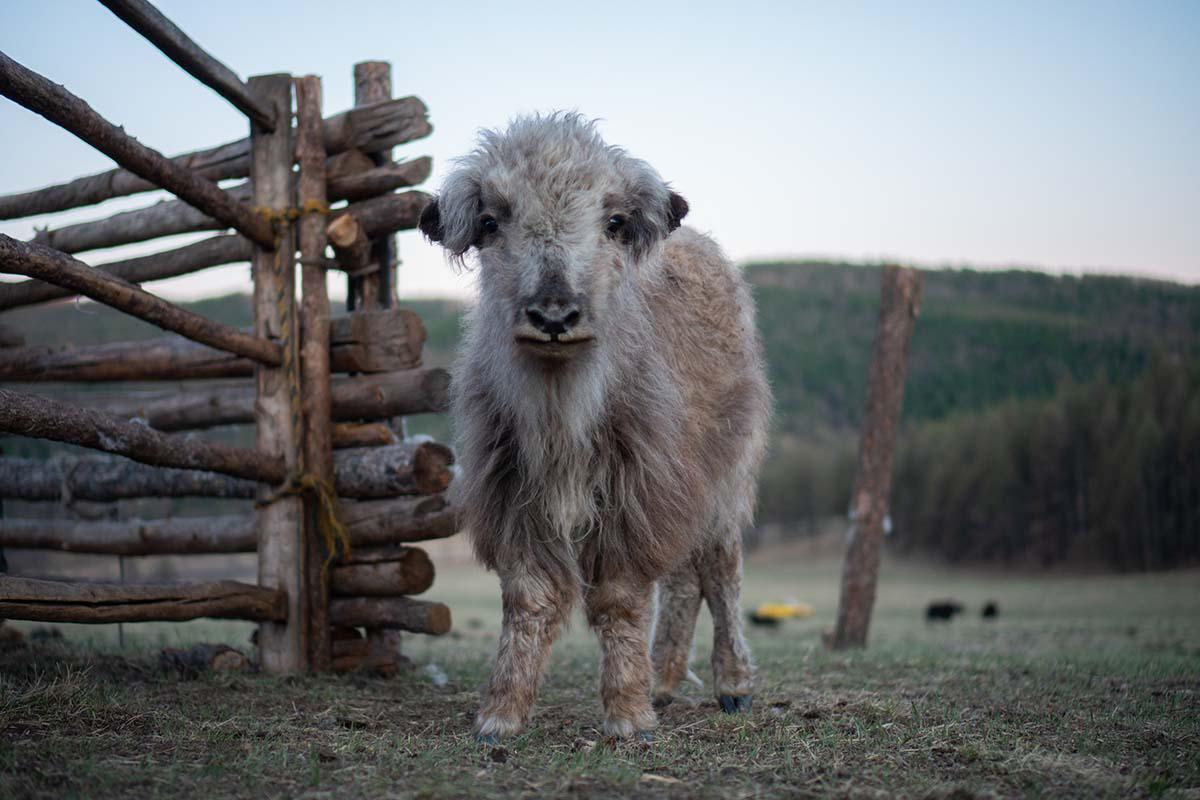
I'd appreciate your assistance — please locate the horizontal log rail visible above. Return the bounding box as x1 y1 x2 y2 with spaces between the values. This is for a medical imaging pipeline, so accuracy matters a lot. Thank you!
98 0 277 131
0 493 459 555
329 595 451 635
0 307 422 382
30 151 394 256
328 157 431 203
0 235 281 366
0 96 430 220
332 422 396 449
0 50 275 248
0 575 286 623
0 515 257 555
88 368 448 431
0 443 454 502
0 234 252 311
331 546 434 597
0 387 286 484
328 190 429 244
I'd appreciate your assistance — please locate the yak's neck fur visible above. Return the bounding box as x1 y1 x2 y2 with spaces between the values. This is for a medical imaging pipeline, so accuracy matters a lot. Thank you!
452 249 700 595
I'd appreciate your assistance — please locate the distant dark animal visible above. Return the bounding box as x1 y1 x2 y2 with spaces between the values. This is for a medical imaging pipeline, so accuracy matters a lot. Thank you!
982 601 999 619
748 611 781 628
925 600 964 621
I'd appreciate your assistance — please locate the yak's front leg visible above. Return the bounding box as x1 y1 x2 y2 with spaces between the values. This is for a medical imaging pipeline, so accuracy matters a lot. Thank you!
585 577 657 739
475 568 573 742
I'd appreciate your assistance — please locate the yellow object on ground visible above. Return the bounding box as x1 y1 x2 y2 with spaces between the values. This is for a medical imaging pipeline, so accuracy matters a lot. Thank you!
753 601 814 620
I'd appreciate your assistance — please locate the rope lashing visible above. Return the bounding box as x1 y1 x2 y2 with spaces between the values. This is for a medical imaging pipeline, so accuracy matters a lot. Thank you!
251 201 331 225
256 472 352 578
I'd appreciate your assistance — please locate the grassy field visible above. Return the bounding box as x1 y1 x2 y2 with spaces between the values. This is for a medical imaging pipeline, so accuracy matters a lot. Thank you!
1 552 1197 799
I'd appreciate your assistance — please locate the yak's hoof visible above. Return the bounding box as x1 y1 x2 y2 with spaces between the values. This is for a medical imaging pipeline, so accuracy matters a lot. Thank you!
652 693 674 709
718 694 753 714
474 732 502 745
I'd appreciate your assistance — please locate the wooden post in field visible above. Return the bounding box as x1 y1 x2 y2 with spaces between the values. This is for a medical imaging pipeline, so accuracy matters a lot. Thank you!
295 75 334 671
250 74 308 672
831 265 922 649
349 61 397 311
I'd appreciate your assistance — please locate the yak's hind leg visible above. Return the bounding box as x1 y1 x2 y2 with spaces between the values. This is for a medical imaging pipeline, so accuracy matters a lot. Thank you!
585 577 658 739
699 529 755 713
475 568 574 741
650 555 703 707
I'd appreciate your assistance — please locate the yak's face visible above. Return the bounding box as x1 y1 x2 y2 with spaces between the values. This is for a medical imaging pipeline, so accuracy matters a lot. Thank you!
420 114 687 365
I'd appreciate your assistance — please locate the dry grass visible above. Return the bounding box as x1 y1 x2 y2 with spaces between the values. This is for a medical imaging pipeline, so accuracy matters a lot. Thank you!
1 552 1197 799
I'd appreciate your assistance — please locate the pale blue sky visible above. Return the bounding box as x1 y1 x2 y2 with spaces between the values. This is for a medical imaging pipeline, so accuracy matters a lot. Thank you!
1 0 1197 300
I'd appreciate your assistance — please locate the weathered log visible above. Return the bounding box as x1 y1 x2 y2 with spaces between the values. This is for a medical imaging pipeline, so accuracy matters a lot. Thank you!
334 441 453 499
31 151 381 256
0 96 431 221
0 308 425 382
296 74 333 671
0 515 256 555
332 422 396 449
338 494 459 547
0 492 459 555
328 308 426 374
0 235 281 365
0 235 253 312
0 443 453 502
0 456 255 502
328 157 431 203
329 596 450 635
98 0 277 131
0 575 286 623
831 266 923 650
0 387 286 483
249 74 304 674
160 643 251 675
350 61 396 310
330 367 449 420
332 630 368 660
0 321 23 348
33 183 252 255
331 546 434 596
329 191 428 252
0 51 275 248
324 149 375 180
88 368 449 431
327 214 372 276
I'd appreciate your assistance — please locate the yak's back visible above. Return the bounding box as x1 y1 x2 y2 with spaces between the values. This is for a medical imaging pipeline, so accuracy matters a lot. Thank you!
649 227 769 481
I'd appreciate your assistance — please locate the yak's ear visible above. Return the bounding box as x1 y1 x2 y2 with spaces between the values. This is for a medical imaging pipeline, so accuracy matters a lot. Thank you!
430 171 483 257
418 197 443 243
666 191 689 232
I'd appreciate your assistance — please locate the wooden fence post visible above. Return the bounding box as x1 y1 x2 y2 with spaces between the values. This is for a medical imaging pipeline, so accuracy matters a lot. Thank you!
349 61 397 311
250 73 308 672
831 265 922 649
296 74 334 671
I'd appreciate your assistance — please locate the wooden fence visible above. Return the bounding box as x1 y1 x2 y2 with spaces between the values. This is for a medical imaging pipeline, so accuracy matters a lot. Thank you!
0 0 456 673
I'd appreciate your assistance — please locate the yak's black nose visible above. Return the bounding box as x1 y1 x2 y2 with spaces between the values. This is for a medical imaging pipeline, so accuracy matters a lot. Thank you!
525 303 581 336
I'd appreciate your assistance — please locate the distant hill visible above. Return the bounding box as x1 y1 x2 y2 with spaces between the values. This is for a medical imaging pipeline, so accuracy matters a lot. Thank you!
748 262 1200 434
5 263 1198 438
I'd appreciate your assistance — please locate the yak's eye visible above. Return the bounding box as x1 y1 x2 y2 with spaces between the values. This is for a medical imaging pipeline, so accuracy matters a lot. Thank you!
606 214 626 234
480 215 499 235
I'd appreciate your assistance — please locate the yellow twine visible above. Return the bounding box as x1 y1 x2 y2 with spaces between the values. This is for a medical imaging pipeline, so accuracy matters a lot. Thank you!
251 201 331 225
256 473 352 579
